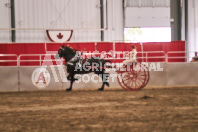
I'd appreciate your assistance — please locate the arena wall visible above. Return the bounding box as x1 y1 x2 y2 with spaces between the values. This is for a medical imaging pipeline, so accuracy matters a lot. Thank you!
0 63 198 92
0 67 18 92
167 63 198 86
19 66 63 91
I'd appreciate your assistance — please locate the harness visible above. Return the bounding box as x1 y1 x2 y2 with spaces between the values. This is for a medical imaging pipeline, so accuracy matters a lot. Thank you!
66 51 84 66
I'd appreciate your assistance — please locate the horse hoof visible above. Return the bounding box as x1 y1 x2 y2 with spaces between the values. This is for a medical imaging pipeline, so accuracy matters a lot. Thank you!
98 88 104 91
105 82 109 87
66 88 72 91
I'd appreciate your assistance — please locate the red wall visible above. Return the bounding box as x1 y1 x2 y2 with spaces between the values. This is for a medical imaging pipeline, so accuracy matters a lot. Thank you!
0 41 186 66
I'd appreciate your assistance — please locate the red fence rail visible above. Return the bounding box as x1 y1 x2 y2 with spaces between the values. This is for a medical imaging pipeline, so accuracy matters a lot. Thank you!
0 41 186 66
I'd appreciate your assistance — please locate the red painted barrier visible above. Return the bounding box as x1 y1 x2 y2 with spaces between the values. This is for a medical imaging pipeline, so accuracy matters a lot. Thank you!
0 43 45 55
96 42 113 52
166 41 186 62
114 41 185 62
0 41 186 66
46 42 95 52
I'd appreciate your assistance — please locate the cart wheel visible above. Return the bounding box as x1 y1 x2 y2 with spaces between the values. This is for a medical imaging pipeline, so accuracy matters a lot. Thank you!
117 68 129 91
117 63 149 91
141 64 150 88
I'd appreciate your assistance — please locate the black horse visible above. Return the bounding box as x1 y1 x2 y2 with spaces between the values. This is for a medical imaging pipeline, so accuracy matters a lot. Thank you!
55 45 110 91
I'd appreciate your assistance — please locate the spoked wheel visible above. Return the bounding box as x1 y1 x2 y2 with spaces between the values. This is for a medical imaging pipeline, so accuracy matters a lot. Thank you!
140 64 150 88
117 63 150 91
117 70 129 91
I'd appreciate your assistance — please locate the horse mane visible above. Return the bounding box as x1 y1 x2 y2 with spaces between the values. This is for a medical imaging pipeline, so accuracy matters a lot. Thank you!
62 45 77 55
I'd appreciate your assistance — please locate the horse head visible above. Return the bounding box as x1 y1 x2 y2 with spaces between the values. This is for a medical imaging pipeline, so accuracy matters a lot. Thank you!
55 45 77 62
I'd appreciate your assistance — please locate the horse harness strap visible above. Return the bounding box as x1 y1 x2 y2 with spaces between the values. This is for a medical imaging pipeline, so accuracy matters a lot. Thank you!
66 56 74 65
66 53 83 66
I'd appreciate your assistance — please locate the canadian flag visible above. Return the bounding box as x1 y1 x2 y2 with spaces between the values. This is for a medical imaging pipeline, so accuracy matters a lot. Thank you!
46 30 73 42
57 33 63 39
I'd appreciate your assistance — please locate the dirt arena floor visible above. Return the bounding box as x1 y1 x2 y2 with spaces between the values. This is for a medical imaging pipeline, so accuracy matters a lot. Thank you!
0 87 198 132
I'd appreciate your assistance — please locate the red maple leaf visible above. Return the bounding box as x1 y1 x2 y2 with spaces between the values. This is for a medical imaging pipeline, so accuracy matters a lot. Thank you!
57 33 63 39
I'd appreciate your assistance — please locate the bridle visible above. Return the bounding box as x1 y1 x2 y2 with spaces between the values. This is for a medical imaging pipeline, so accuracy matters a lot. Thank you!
60 47 65 51
59 46 80 66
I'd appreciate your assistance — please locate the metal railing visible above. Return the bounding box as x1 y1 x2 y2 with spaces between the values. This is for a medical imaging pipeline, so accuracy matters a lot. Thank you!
0 51 166 67
166 51 198 62
18 54 64 66
82 51 165 62
143 51 166 62
0 54 18 66
2 51 196 67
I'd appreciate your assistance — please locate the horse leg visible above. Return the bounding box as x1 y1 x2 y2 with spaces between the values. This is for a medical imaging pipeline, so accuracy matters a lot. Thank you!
67 75 71 80
67 74 78 81
103 73 110 88
98 72 110 91
66 74 75 91
104 73 110 87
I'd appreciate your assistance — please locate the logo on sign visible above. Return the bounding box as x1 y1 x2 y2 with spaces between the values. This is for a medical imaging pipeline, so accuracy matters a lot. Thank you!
31 68 51 89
